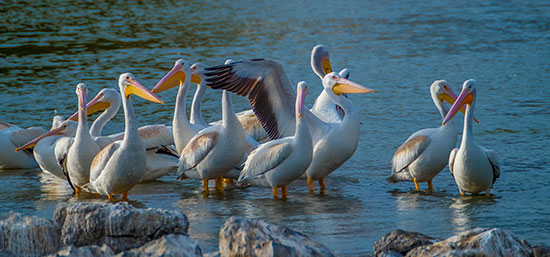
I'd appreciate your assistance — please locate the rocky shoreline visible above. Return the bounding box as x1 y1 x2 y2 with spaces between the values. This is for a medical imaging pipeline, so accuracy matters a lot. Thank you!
0 202 547 257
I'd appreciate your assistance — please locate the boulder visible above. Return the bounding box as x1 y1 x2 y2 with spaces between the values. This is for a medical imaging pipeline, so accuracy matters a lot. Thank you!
115 233 202 257
532 245 550 257
374 229 439 256
219 216 335 257
406 228 532 257
203 252 221 257
53 202 189 253
46 244 114 257
0 212 61 257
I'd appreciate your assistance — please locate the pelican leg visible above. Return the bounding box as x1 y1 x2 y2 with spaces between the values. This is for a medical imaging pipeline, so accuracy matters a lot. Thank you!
273 187 279 199
108 194 115 201
282 186 288 199
307 176 315 192
319 178 326 192
122 192 128 201
217 177 224 192
224 178 234 184
74 186 81 197
413 178 420 191
427 180 434 192
202 179 209 193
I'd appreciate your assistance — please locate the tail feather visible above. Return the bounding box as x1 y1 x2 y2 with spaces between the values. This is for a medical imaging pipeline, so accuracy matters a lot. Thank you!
386 171 413 183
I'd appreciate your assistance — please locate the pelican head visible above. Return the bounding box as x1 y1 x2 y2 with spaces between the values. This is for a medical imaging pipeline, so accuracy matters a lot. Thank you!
224 59 236 65
432 80 458 104
311 45 332 79
297 81 308 118
442 79 477 125
15 120 77 152
323 72 375 96
68 88 121 121
120 73 164 104
190 62 207 84
152 59 190 94
76 83 87 114
52 115 65 129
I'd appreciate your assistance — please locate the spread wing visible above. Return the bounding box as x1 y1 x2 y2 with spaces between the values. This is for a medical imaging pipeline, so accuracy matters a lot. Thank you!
239 140 293 181
205 59 296 140
391 134 431 173
9 127 45 147
486 149 500 185
178 131 218 172
448 148 458 177
89 142 120 183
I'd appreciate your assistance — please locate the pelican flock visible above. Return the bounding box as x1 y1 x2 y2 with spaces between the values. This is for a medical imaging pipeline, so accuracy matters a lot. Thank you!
1 44 501 201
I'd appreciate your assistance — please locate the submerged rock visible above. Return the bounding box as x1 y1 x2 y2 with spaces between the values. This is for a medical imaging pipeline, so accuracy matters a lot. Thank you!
0 212 61 257
374 229 439 256
219 216 335 257
53 202 189 253
46 244 114 257
406 228 532 257
116 233 202 257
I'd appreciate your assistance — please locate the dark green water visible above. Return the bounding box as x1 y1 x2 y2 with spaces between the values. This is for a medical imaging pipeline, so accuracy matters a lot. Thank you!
1 1 549 255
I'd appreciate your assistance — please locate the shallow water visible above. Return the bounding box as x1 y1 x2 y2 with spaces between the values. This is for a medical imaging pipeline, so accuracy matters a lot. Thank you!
1 1 549 255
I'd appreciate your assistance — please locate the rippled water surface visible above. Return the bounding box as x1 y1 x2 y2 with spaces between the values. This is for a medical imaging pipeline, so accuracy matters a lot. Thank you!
1 1 549 255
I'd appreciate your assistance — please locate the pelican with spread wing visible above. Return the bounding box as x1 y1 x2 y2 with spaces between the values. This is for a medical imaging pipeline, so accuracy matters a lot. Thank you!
204 58 374 192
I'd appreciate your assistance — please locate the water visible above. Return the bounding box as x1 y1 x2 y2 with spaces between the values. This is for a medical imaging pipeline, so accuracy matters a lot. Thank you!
1 1 549 255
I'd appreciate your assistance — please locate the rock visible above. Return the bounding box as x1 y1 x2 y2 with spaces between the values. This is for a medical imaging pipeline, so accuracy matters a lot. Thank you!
219 216 335 257
46 244 114 257
115 233 202 257
203 251 221 257
53 202 189 253
406 228 532 257
532 245 550 257
0 212 61 257
374 229 439 256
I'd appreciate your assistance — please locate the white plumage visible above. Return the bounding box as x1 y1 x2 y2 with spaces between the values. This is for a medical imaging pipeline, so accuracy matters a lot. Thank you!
443 79 500 196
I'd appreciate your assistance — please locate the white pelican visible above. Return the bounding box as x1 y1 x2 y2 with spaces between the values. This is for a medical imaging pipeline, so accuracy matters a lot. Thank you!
386 80 460 191
66 83 101 195
67 88 177 182
88 73 164 201
442 79 500 196
310 44 349 122
153 59 258 187
16 118 77 178
0 121 44 169
152 59 206 154
177 90 248 193
238 81 312 199
189 62 209 128
204 59 374 193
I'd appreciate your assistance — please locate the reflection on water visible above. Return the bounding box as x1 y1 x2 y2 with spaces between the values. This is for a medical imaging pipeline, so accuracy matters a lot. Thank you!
1 0 550 255
450 196 497 233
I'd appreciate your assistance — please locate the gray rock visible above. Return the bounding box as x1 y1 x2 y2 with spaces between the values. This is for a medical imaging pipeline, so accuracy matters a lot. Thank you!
203 251 221 257
0 212 61 257
532 245 550 257
374 229 439 256
53 202 189 253
115 233 202 257
45 244 114 257
406 228 532 257
219 216 335 257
